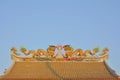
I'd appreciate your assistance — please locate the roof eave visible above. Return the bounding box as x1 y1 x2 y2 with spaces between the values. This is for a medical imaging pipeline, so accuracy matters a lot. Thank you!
104 61 119 78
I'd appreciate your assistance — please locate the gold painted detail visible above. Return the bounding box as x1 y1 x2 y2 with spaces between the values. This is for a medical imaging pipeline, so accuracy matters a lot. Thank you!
10 45 109 62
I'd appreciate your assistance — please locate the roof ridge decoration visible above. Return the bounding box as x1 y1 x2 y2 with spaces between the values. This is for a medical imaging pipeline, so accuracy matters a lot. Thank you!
10 45 109 62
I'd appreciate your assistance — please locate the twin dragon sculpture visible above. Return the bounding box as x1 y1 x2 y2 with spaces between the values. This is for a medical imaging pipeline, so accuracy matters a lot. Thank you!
11 45 109 62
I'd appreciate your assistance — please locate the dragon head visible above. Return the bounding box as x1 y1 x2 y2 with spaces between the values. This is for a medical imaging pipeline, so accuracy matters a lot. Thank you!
48 45 56 51
63 45 72 51
11 47 17 53
103 48 109 52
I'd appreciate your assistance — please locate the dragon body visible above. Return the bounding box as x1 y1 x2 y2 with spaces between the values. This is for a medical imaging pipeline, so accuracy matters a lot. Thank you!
10 45 109 62
19 45 56 57
63 45 99 57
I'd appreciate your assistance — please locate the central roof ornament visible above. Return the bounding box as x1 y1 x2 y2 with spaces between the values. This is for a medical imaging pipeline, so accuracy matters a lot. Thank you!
56 45 64 59
10 45 109 62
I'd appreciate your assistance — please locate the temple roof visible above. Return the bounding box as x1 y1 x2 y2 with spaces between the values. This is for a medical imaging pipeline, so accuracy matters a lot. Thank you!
0 61 119 80
0 46 119 80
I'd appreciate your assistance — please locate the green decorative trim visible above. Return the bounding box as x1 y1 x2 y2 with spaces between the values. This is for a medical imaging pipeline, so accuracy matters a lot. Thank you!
36 57 55 61
93 47 100 53
20 47 27 52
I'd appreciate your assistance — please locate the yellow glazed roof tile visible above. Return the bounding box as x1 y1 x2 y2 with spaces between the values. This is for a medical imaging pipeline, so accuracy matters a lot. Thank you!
0 61 119 80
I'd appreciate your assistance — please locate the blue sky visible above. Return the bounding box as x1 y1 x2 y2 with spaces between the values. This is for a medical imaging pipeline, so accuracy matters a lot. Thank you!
0 0 120 75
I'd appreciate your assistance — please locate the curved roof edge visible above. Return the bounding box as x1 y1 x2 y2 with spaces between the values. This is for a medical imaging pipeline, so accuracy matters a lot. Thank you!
104 61 119 78
0 75 4 79
0 61 16 76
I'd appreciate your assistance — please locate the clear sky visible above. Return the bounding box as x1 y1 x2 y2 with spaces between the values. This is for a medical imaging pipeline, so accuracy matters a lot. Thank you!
0 0 120 75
